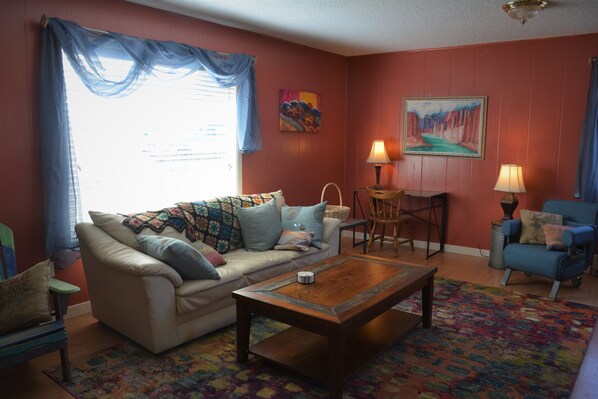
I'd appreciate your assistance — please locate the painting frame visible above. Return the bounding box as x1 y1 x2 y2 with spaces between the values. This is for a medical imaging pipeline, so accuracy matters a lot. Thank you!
403 96 487 159
279 89 321 132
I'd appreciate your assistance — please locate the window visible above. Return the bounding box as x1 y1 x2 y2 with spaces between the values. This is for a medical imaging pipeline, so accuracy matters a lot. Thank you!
62 53 240 219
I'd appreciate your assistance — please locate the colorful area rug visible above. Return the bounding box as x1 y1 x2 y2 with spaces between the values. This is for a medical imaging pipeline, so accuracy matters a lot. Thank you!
45 279 598 398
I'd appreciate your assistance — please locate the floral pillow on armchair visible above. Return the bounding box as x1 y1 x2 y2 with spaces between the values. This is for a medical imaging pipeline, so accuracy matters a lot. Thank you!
519 210 563 245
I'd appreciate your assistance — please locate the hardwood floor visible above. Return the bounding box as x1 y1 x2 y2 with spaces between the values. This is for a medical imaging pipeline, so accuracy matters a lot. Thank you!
1 237 596 398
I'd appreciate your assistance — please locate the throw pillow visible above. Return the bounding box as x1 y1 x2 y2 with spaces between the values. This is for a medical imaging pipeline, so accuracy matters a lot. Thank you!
275 230 314 252
189 240 227 266
281 201 327 249
543 223 574 250
124 192 279 254
236 199 283 251
136 236 220 280
519 210 563 245
90 210 195 250
89 211 139 249
0 261 52 335
269 190 285 216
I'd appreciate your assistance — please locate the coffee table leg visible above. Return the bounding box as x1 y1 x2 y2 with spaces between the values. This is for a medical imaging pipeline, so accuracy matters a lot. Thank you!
422 276 434 328
236 301 251 363
329 334 345 399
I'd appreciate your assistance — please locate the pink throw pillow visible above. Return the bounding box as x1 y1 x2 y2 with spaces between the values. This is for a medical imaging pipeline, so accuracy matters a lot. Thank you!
190 241 227 266
274 230 314 251
543 224 573 250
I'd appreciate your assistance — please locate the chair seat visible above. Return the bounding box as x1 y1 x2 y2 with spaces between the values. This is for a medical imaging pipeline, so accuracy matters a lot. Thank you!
0 320 67 358
503 243 586 280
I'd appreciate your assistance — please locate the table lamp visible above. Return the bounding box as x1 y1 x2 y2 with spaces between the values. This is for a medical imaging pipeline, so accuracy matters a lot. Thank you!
366 140 391 190
494 164 526 221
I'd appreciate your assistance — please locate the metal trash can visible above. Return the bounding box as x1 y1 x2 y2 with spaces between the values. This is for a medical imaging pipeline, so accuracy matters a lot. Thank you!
489 220 505 269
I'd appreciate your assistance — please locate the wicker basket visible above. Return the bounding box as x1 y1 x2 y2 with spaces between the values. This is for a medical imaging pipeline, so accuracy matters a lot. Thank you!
320 183 350 221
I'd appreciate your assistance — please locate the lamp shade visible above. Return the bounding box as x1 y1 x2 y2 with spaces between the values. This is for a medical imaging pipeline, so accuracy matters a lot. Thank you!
494 164 526 193
366 140 391 164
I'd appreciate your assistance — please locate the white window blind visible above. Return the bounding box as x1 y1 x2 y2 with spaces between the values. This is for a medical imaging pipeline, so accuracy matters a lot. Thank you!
62 53 239 219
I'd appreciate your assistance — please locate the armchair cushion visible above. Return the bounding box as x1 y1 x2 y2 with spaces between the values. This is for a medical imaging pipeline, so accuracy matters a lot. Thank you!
543 224 573 250
503 244 578 279
0 261 52 335
519 210 563 244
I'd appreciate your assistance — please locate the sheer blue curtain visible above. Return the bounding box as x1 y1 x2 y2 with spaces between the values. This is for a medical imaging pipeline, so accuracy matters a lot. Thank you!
39 17 262 262
575 59 598 203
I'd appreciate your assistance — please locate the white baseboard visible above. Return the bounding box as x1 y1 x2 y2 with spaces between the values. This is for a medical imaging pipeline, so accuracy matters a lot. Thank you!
65 300 92 320
341 230 487 258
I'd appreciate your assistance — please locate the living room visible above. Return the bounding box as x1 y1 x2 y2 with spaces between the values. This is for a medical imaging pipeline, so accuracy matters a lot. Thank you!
1 0 598 397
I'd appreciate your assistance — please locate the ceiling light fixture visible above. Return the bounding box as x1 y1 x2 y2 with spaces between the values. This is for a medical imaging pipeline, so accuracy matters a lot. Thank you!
502 0 548 25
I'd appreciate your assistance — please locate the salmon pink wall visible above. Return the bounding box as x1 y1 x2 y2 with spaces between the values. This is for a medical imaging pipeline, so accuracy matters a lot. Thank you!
346 35 598 252
0 0 346 303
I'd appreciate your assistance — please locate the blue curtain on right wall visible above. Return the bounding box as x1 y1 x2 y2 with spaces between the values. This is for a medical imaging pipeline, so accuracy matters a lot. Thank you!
575 58 598 203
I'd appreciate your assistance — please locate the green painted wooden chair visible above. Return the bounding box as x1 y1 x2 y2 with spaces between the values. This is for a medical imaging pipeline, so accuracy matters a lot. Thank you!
0 223 80 381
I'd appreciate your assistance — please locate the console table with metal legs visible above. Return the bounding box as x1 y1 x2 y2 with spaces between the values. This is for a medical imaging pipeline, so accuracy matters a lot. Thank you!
338 218 368 254
353 188 448 259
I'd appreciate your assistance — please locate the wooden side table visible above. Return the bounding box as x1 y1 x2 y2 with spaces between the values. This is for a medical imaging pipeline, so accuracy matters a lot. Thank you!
339 218 368 254
489 220 505 269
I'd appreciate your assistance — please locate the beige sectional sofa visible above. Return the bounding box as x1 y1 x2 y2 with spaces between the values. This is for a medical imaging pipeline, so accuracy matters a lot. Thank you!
75 192 341 353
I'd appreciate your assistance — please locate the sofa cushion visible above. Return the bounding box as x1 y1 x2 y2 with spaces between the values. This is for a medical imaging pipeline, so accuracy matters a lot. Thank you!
89 211 192 250
275 230 313 251
519 210 563 245
174 263 245 314
89 211 140 249
0 261 52 335
236 198 282 251
189 241 227 266
136 236 220 280
281 202 327 249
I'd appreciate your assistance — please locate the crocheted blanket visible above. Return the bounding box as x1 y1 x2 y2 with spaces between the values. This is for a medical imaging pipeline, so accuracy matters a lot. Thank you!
122 193 275 254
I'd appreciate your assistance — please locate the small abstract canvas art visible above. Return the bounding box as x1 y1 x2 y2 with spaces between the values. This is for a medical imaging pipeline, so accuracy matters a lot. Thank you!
279 89 321 132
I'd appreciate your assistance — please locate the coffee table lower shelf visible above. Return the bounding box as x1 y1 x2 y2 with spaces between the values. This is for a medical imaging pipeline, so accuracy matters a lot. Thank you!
249 308 421 384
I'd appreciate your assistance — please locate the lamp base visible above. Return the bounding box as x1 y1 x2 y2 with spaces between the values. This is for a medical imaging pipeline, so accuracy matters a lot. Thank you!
372 164 382 190
499 192 519 221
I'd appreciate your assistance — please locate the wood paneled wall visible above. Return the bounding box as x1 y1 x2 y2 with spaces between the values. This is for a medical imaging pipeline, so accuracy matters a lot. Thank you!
346 35 598 251
1 0 596 304
0 0 346 303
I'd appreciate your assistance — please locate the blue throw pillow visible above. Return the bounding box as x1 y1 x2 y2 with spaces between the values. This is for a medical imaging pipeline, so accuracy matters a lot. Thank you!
236 198 283 251
281 201 327 249
136 235 220 280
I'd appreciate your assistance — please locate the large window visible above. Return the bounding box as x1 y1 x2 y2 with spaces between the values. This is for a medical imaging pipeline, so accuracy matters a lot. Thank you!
63 53 240 218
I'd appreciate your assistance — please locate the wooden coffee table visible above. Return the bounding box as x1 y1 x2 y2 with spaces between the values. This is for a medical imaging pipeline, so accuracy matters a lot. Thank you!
232 254 437 398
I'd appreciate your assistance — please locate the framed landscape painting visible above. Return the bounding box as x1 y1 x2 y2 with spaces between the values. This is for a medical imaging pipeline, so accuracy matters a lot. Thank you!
403 96 487 159
279 89 321 132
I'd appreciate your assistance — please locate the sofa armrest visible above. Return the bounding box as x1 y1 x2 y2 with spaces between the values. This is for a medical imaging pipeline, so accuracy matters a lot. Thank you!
322 217 341 243
75 223 183 287
502 219 522 240
563 226 595 247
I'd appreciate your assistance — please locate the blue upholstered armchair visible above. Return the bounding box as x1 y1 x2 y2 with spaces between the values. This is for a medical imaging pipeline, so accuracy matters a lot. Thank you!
500 200 598 300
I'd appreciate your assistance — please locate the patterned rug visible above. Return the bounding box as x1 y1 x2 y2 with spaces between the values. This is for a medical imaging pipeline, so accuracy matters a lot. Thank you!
45 279 598 398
